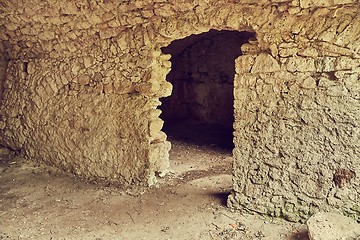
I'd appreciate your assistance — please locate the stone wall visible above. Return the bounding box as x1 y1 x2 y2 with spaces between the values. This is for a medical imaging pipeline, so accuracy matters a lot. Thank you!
0 55 171 185
0 1 174 185
0 0 359 221
229 53 360 222
225 3 360 222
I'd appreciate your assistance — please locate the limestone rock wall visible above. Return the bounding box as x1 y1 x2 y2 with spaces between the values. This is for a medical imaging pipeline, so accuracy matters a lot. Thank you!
0 55 171 184
0 0 359 221
0 0 174 185
227 6 360 222
229 54 360 222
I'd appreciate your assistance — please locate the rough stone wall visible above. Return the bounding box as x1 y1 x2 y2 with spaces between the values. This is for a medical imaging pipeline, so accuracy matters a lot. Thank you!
229 55 360 222
227 6 360 222
0 55 171 185
161 30 253 129
0 0 359 221
0 1 174 185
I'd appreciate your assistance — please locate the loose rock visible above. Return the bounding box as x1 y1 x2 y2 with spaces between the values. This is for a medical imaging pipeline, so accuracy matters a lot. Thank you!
307 212 360 240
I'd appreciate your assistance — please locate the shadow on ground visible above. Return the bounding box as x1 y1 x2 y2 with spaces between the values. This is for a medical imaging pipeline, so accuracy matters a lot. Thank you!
209 191 230 207
287 229 310 240
163 120 234 150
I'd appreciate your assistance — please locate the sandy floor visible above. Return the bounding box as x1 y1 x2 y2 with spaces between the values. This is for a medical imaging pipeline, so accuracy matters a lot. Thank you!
0 127 308 240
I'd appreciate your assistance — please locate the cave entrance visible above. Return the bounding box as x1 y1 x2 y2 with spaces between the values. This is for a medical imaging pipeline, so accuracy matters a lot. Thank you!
160 30 255 188
160 29 254 179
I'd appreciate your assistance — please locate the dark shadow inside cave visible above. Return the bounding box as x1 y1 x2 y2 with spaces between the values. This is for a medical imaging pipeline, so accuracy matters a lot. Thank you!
160 30 255 151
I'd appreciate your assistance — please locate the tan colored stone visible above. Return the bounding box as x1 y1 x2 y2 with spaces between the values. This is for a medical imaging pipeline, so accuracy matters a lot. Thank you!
60 2 79 15
236 55 256 74
103 83 114 94
78 74 91 86
87 14 103 25
307 212 360 240
300 0 332 8
251 53 280 73
83 56 94 68
335 56 360 70
300 76 316 89
315 57 336 72
150 130 167 144
286 56 316 72
99 27 119 39
288 7 301 15
335 14 360 47
149 141 171 176
298 47 318 58
113 80 135 94
241 43 261 55
149 119 164 137
154 3 175 17
313 42 355 57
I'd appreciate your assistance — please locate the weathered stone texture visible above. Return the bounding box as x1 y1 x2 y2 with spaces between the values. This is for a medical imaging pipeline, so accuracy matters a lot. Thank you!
229 63 360 221
0 58 166 184
0 0 359 221
307 212 360 240
229 44 359 222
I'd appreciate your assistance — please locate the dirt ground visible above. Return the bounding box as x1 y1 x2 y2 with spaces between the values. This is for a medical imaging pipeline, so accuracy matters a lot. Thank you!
0 125 309 240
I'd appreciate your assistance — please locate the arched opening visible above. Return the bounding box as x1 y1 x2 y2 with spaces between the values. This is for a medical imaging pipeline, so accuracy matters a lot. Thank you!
161 30 255 148
160 29 255 181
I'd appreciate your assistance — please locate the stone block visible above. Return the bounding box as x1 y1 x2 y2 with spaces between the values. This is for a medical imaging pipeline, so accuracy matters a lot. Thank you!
149 119 164 137
149 141 171 176
251 53 280 73
315 57 336 72
300 0 333 8
60 2 79 15
307 212 360 240
236 55 256 74
300 76 317 89
286 56 316 72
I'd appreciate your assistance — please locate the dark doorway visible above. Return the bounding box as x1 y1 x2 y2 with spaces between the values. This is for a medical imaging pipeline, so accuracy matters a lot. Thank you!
160 30 255 150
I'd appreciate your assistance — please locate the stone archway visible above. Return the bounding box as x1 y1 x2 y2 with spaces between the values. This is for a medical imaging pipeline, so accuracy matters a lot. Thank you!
160 30 255 150
146 26 259 184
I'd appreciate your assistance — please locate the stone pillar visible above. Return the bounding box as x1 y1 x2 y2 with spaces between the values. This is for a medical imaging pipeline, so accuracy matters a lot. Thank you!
229 45 360 222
